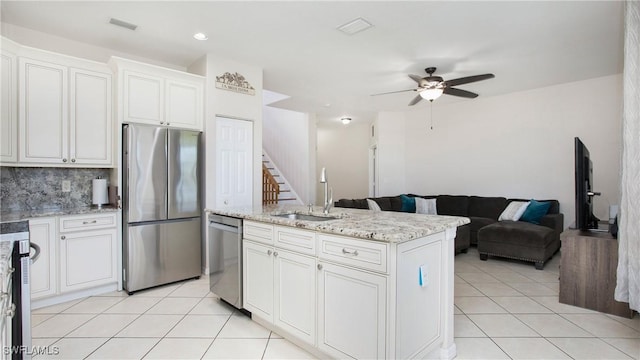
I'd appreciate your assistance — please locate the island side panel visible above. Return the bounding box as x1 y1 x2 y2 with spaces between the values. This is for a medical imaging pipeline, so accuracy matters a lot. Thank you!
394 230 446 359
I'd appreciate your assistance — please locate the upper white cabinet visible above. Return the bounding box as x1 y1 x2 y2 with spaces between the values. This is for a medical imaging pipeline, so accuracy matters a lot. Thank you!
112 57 204 130
16 45 113 167
1 41 18 163
19 57 68 164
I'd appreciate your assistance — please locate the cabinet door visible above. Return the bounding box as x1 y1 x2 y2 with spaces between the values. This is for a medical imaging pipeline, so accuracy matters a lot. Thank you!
243 240 274 322
1 50 17 163
29 218 57 299
19 58 68 164
318 262 387 359
123 70 163 125
59 228 117 292
274 249 316 346
165 78 203 130
70 68 113 166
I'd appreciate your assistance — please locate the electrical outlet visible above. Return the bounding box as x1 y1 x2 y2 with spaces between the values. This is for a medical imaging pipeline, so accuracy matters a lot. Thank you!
62 180 71 192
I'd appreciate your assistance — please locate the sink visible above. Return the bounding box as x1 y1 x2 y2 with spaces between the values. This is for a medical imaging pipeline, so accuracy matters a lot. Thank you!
273 213 337 221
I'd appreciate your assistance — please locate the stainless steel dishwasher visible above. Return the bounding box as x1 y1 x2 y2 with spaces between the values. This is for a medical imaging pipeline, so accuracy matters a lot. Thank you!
208 214 244 310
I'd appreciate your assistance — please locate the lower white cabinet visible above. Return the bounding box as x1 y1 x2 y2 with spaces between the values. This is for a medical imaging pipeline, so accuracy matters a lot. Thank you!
274 249 316 345
243 239 316 345
59 228 117 292
317 262 386 359
29 212 119 304
29 217 57 300
243 240 274 321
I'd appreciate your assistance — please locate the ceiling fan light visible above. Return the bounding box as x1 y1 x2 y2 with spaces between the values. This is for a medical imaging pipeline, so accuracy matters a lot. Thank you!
341 117 352 125
419 88 444 101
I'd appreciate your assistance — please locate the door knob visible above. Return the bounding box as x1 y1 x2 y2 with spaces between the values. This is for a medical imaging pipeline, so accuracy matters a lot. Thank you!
317 264 323 270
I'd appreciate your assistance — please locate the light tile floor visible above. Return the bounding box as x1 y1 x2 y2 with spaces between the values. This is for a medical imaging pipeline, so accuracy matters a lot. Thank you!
31 247 639 359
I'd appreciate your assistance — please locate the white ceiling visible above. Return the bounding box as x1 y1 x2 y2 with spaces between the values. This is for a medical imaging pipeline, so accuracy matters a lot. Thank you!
0 1 624 124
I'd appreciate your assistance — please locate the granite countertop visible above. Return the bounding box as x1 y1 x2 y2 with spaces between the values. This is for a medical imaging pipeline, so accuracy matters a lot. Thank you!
207 204 470 243
0 205 120 222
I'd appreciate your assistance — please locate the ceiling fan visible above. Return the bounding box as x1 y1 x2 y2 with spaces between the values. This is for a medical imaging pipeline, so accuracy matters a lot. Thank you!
372 67 495 106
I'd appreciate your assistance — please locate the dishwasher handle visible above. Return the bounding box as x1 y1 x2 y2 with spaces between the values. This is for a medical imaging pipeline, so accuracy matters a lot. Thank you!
208 221 240 233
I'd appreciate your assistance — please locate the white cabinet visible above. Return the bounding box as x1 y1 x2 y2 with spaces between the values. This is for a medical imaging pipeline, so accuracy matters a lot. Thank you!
29 217 57 300
18 53 113 167
243 221 317 346
317 262 386 359
1 45 18 163
113 57 204 130
243 240 274 321
274 249 316 345
18 57 68 164
69 68 112 165
58 213 118 292
29 213 119 306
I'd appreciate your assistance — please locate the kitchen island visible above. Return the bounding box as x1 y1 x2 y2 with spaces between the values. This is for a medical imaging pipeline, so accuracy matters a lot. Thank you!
208 205 469 360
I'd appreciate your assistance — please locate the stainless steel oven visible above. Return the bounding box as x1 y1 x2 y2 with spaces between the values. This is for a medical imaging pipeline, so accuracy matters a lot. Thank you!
208 215 244 311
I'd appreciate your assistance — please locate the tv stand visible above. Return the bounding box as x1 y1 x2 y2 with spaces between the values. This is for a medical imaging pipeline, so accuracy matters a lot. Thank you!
559 229 634 318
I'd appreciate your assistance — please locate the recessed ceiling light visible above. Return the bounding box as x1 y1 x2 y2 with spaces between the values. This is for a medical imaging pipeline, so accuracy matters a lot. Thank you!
341 117 352 125
193 33 208 41
337 17 373 35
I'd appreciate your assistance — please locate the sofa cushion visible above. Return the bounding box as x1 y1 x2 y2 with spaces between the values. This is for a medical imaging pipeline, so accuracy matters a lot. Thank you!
371 196 403 211
468 196 508 220
469 217 498 233
335 198 368 209
416 198 437 215
436 195 469 216
520 200 551 224
498 201 530 221
509 198 559 215
478 221 555 248
367 199 382 211
400 194 416 213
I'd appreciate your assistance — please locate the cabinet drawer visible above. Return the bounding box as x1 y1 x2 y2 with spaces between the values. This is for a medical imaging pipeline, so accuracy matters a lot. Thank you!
318 234 388 273
243 221 274 245
274 226 316 255
59 213 116 232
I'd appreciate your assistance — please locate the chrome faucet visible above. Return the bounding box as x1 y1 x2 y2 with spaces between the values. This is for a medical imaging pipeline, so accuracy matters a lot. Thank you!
320 167 333 214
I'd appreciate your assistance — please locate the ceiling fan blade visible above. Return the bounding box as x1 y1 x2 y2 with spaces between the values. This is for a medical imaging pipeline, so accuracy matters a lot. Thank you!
408 94 423 106
445 73 495 87
408 74 423 83
370 88 416 96
443 87 478 98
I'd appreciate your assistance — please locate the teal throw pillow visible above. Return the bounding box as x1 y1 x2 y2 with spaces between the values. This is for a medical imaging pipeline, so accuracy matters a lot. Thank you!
520 200 551 224
400 194 416 213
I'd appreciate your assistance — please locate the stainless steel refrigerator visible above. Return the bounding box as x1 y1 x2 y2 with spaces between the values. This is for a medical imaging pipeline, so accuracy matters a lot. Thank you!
122 124 202 294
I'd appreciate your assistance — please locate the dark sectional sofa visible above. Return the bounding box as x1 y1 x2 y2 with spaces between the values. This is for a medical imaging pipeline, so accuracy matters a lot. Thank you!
334 195 564 269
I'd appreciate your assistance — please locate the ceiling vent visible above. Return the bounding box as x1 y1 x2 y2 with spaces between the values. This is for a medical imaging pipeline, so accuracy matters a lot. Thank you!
109 18 138 31
337 17 373 35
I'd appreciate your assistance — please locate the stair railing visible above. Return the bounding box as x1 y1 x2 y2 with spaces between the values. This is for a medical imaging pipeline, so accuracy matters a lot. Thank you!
263 163 280 205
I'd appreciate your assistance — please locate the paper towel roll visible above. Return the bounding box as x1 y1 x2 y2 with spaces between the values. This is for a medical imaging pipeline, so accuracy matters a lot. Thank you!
92 178 108 207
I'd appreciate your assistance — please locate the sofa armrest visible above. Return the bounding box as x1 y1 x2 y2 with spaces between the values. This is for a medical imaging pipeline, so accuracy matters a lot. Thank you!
540 213 564 240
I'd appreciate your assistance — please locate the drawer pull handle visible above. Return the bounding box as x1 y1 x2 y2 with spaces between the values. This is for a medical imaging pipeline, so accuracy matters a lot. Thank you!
61 235 66 240
83 220 98 225
342 248 359 256
317 264 323 270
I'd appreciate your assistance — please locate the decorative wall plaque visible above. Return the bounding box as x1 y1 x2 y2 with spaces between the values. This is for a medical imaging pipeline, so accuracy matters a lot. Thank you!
215 72 256 95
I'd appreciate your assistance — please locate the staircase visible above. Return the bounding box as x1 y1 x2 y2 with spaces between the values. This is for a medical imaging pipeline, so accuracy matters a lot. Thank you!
262 152 300 204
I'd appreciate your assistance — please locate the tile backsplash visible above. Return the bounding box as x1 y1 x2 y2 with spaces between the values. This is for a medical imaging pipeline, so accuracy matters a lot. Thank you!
0 167 111 212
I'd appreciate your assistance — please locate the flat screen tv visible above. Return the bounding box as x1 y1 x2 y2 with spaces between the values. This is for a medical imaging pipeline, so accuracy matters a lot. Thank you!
574 137 599 230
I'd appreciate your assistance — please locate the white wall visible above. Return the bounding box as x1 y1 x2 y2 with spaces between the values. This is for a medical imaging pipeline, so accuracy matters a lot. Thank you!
204 54 263 209
375 112 407 196
396 75 622 228
316 122 370 204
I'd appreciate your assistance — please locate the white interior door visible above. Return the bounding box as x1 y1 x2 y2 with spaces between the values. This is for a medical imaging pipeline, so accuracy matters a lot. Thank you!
215 116 253 208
